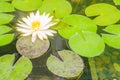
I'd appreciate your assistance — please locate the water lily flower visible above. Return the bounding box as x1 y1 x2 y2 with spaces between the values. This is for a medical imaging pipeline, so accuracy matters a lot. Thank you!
16 11 58 43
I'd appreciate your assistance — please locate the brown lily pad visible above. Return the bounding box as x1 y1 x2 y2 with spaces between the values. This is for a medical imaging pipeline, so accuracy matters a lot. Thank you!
16 36 50 59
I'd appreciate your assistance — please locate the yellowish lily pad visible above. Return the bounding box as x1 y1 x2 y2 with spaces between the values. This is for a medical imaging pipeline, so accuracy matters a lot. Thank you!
47 50 84 78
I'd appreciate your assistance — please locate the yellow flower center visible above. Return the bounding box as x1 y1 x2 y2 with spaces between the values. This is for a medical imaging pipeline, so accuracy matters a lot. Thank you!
32 21 40 29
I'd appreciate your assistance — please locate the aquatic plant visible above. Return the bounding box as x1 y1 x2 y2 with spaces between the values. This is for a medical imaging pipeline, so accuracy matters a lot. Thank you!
0 0 120 79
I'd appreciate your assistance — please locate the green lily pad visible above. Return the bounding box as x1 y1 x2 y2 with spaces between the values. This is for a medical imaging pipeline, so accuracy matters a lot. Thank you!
47 50 84 78
58 14 97 39
0 0 11 1
12 0 42 11
0 25 14 46
0 54 32 80
0 13 14 25
0 25 12 35
102 24 120 48
103 24 120 34
113 0 120 5
0 34 14 46
16 36 50 59
0 2 14 12
39 0 72 18
85 3 120 26
69 31 105 57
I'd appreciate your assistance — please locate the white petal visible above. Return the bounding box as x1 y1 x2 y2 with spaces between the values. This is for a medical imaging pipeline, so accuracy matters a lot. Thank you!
31 32 37 43
22 18 31 26
44 31 54 36
17 27 33 33
37 31 48 40
47 29 57 33
41 22 57 30
22 32 32 36
30 12 35 18
17 23 30 29
37 33 43 40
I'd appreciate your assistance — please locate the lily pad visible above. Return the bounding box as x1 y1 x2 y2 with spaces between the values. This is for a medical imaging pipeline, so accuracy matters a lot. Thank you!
113 0 120 5
0 34 14 46
0 2 14 12
58 14 97 39
0 25 14 46
0 13 14 25
85 3 120 26
47 50 84 78
0 54 32 80
0 0 11 1
0 25 12 35
16 36 50 59
102 24 120 48
12 0 42 11
39 0 72 18
69 31 105 57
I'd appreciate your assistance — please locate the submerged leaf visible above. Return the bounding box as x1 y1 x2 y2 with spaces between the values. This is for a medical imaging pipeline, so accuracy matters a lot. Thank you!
0 54 32 80
0 13 14 25
0 34 14 46
85 3 120 26
16 36 50 59
58 14 97 39
47 50 84 78
113 63 120 72
39 0 72 18
12 0 42 11
69 31 105 57
0 2 14 12
102 24 120 48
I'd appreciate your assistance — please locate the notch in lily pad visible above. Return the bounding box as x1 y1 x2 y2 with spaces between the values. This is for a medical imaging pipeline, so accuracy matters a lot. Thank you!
47 50 84 78
102 24 120 48
0 54 32 80
69 31 105 57
113 0 120 5
0 13 14 25
39 0 72 18
12 0 42 11
0 2 14 12
58 14 97 39
0 25 14 46
85 3 120 26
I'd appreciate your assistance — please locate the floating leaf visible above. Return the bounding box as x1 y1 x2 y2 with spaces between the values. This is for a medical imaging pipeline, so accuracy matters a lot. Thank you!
47 50 84 78
85 3 120 26
16 36 50 59
69 31 105 57
102 24 120 48
39 0 72 18
0 25 12 35
0 2 14 12
113 0 120 5
0 13 14 25
0 25 14 46
12 0 42 11
58 14 97 39
0 34 14 46
113 63 120 72
0 0 11 1
0 54 32 80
